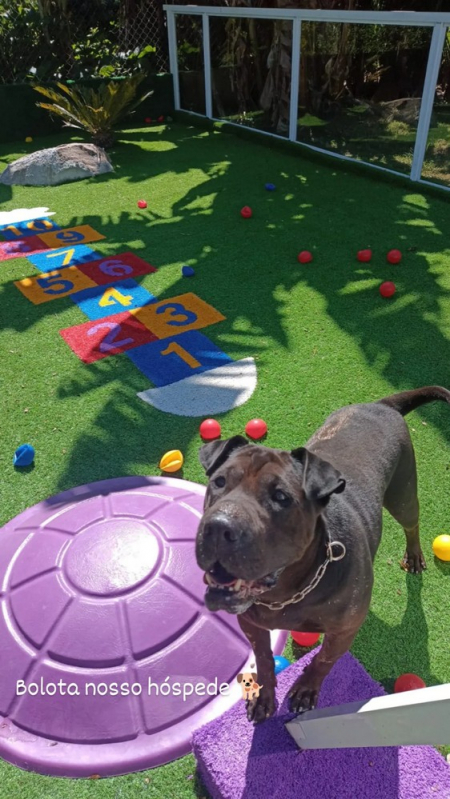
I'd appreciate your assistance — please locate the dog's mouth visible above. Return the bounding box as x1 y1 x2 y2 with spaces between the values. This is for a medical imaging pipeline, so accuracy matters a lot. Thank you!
203 561 281 608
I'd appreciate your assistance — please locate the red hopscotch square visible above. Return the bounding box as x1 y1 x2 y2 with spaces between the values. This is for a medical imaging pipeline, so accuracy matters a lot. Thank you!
77 252 157 286
60 311 158 363
0 236 49 262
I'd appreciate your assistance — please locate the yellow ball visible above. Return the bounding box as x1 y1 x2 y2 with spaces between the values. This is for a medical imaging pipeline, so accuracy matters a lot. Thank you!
25 137 33 143
432 534 450 562
159 449 184 473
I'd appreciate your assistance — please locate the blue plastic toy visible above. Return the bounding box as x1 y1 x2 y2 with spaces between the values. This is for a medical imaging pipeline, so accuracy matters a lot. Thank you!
265 183 276 191
274 655 290 675
13 444 35 467
182 266 195 277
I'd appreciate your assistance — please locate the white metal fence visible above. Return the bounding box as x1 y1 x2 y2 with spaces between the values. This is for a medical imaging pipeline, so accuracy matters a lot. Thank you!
164 6 450 192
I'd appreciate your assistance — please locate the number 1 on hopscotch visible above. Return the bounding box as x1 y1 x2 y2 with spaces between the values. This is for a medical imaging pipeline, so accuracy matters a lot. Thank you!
160 342 201 369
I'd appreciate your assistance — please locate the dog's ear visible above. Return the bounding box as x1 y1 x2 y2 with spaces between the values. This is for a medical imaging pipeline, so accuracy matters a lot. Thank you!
237 673 244 683
251 673 258 682
199 436 249 477
291 447 345 504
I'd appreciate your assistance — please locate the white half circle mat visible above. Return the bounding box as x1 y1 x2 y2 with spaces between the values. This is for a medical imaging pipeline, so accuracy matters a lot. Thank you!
0 207 56 225
137 357 257 417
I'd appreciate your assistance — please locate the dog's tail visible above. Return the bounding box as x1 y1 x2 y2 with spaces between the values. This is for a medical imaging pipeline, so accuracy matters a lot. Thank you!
377 385 450 416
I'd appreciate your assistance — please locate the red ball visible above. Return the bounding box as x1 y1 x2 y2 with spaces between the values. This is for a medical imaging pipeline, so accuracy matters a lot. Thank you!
158 115 164 123
137 200 148 209
298 251 313 264
387 249 402 264
240 206 252 219
291 631 321 647
394 673 426 693
379 281 396 298
245 418 267 440
357 249 372 262
199 419 221 441
145 117 152 124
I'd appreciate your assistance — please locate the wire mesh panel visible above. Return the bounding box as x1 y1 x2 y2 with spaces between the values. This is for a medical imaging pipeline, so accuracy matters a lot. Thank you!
422 30 450 187
209 16 292 137
177 14 205 114
0 0 168 84
297 22 433 175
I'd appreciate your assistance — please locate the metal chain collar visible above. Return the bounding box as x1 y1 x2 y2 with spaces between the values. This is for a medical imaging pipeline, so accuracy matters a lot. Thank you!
254 540 347 611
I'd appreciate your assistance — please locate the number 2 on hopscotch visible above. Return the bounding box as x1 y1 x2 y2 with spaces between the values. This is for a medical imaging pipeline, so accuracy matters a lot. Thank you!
161 342 201 369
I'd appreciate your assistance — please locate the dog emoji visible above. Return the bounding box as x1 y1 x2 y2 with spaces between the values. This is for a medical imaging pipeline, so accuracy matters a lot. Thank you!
237 672 263 701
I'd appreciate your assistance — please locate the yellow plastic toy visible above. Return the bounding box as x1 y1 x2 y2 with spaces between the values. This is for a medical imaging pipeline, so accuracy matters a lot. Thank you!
432 534 450 562
25 137 33 143
159 450 184 473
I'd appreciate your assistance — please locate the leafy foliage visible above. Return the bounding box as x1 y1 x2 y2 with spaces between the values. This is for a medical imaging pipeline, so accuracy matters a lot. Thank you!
33 74 153 148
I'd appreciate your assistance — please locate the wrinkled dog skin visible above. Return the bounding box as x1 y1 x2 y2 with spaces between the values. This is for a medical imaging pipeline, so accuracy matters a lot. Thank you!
196 386 450 723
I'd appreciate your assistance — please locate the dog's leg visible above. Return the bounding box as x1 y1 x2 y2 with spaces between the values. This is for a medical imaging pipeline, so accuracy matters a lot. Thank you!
238 615 276 723
288 626 360 713
383 440 426 574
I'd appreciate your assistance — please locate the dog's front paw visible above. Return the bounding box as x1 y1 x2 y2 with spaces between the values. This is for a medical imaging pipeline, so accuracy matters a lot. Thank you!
401 549 426 574
288 676 319 714
245 688 276 724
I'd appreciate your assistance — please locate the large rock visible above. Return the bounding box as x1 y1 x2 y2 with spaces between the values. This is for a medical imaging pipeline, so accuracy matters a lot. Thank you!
0 143 113 186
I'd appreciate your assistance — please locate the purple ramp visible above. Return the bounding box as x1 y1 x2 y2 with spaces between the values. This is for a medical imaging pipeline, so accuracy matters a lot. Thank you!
0 476 287 778
193 650 450 799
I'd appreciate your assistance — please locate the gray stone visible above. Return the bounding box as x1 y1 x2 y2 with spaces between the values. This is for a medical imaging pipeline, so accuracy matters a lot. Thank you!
0 143 113 186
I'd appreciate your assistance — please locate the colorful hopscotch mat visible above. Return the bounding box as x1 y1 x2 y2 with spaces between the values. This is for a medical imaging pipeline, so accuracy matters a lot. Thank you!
132 292 225 339
70 279 156 320
5 208 257 416
36 225 105 249
15 267 98 304
127 330 233 387
28 245 101 272
76 252 157 284
0 224 104 262
0 217 61 240
60 312 158 363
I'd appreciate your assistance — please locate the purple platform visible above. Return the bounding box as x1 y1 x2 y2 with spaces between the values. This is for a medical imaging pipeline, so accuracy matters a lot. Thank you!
193 650 450 799
0 476 287 778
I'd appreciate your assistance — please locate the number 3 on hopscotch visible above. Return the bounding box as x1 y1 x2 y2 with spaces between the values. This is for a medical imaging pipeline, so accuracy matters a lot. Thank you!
160 342 201 369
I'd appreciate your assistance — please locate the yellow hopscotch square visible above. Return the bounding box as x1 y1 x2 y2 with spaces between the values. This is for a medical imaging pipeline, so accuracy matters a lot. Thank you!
15 267 97 305
37 225 106 249
132 292 226 339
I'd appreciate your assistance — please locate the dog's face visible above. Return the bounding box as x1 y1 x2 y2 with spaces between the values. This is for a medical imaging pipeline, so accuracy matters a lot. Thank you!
237 672 258 688
196 436 345 614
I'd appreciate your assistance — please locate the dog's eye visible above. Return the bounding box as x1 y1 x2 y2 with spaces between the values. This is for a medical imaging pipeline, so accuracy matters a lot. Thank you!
272 489 291 505
214 475 226 488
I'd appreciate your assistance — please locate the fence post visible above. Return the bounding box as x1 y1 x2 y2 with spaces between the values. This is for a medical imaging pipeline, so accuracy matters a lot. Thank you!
167 10 180 111
289 17 302 142
203 14 213 118
410 22 447 182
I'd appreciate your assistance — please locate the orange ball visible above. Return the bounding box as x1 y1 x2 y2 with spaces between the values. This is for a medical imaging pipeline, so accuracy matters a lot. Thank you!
241 206 252 218
380 281 396 298
298 251 313 264
394 673 426 693
291 631 321 647
387 249 402 264
245 418 267 440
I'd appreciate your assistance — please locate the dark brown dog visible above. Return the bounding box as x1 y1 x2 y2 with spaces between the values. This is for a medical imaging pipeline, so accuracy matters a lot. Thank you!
196 386 450 723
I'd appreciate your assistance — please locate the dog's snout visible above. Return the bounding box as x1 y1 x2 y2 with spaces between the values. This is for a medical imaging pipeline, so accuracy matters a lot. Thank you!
204 513 242 545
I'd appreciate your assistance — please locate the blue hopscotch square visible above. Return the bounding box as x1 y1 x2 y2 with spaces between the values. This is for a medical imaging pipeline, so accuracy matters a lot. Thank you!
0 217 61 240
28 245 100 272
71 279 156 320
127 330 233 387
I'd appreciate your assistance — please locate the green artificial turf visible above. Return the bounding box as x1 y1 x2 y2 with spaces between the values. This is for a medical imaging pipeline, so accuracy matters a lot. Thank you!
1 121 450 796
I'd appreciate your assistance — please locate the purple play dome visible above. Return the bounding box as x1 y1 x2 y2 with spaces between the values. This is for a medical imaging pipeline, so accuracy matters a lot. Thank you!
0 476 287 778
